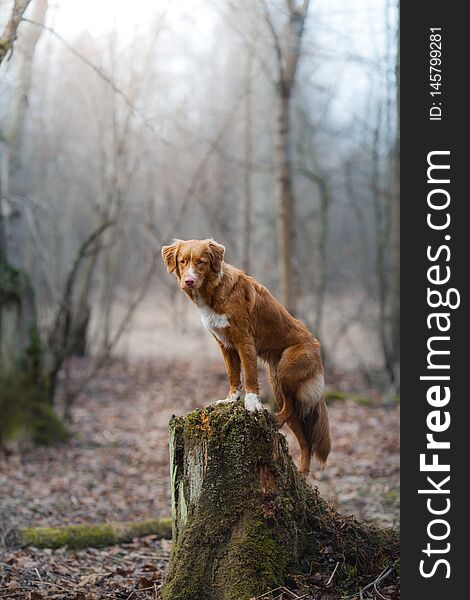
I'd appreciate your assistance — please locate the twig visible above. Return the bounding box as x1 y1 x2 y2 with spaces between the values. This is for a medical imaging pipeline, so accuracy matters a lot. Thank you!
28 580 69 592
346 566 394 599
260 0 284 83
61 249 159 412
326 561 339 586
374 581 390 600
360 566 393 594
252 586 302 600
162 87 246 241
22 201 63 303
252 587 284 600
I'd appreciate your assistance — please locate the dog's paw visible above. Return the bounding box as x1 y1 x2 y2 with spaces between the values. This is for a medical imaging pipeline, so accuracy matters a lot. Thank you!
215 390 241 405
244 393 263 412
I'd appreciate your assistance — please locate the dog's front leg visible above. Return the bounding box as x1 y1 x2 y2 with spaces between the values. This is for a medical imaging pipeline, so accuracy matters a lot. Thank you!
238 341 263 412
214 341 242 404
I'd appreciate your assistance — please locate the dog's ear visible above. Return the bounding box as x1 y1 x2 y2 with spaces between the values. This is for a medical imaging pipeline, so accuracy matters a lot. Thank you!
208 240 225 273
161 241 180 273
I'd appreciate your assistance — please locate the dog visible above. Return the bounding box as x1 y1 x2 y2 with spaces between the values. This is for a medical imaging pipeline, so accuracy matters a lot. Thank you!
161 238 331 475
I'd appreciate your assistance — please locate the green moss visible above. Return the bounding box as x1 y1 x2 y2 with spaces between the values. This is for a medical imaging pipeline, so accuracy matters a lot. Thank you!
352 394 373 406
220 516 287 599
0 256 22 302
21 326 44 380
325 390 374 407
324 389 348 403
19 518 172 549
22 524 116 549
0 292 67 447
0 374 69 448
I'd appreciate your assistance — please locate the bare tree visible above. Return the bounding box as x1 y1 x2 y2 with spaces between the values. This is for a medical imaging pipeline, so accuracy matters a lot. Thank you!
262 0 310 314
388 2 400 385
372 1 400 386
242 44 253 274
0 0 68 448
1 0 48 373
295 100 333 339
1 0 47 259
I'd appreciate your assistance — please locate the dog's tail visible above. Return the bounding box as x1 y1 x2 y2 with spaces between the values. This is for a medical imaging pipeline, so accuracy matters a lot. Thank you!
298 374 331 465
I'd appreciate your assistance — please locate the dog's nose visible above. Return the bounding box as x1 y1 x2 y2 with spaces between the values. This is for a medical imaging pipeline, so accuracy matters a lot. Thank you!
184 277 195 287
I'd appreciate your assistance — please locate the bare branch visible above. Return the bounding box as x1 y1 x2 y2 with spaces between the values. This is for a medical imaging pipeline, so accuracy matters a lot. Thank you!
21 15 171 145
261 0 284 82
162 76 254 241
282 0 310 90
213 1 274 82
46 220 116 393
62 249 159 414
0 0 31 65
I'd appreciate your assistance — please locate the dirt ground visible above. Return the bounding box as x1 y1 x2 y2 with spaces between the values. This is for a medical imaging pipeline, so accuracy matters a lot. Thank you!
0 357 399 599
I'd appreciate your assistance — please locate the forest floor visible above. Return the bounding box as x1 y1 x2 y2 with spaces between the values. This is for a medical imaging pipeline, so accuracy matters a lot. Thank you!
0 357 399 599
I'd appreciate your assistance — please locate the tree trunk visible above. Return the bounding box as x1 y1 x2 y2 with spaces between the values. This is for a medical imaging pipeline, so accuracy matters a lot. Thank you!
388 10 400 387
0 1 64 448
0 259 36 376
265 1 311 316
162 403 398 600
277 92 295 314
242 47 253 274
1 0 48 262
0 1 32 66
0 256 68 449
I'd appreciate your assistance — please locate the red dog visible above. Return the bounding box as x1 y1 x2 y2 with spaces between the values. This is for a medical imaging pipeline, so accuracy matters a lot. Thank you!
162 238 331 475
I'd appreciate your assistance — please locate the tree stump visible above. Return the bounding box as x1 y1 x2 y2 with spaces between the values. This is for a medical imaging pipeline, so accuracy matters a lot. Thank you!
162 403 398 600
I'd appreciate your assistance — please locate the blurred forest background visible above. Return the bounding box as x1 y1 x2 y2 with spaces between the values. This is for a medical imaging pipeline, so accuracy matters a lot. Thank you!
0 1 399 596
0 0 400 394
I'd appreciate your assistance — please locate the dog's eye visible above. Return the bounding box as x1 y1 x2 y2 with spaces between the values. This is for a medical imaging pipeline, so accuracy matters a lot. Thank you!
197 259 205 265
180 258 187 265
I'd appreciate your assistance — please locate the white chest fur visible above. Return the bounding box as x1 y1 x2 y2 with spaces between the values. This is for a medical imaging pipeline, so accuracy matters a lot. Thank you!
197 304 230 345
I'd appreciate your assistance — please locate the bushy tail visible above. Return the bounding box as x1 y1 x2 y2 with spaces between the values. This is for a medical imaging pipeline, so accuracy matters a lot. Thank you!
300 396 331 465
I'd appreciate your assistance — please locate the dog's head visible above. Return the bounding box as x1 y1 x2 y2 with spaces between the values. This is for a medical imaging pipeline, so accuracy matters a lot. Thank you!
161 238 225 291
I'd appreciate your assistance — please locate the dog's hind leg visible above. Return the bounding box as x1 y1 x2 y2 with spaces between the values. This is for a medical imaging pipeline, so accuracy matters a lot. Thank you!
268 366 284 412
274 344 311 427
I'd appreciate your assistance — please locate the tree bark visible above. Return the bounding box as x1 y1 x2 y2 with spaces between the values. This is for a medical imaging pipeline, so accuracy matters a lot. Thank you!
1 0 48 261
0 0 32 66
162 403 398 600
0 1 63 449
0 257 68 449
242 47 253 274
277 91 295 314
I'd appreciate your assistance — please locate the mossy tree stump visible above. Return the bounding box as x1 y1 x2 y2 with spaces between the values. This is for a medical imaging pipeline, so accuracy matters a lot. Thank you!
162 403 398 600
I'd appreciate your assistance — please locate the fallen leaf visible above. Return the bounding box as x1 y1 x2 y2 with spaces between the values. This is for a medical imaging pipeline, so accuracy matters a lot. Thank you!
78 573 103 587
